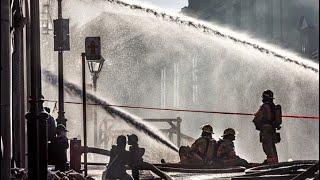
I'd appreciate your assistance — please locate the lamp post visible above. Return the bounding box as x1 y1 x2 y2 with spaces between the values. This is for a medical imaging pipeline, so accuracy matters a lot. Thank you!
54 0 69 126
25 0 49 178
83 36 102 175
1 0 12 178
57 0 65 126
87 57 104 147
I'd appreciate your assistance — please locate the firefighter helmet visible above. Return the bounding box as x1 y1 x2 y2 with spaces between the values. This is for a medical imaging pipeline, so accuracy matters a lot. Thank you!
116 135 127 145
201 124 214 134
56 124 68 132
262 90 274 99
222 128 236 137
128 134 138 145
44 107 50 113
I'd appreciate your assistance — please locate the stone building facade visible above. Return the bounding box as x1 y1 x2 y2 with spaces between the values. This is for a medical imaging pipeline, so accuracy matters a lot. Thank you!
182 0 319 61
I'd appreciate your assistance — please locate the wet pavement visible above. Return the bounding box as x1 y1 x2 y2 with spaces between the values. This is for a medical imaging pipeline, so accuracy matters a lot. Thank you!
87 166 244 180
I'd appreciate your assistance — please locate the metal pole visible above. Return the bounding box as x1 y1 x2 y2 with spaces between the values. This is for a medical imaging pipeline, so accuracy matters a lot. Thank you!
24 0 31 169
25 0 48 178
58 0 62 19
93 73 98 147
176 117 181 148
82 53 88 176
25 0 31 111
0 0 12 178
56 0 67 126
57 51 66 125
12 0 26 168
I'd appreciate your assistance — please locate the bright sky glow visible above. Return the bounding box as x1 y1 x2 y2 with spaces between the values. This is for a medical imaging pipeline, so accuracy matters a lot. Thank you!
135 0 188 11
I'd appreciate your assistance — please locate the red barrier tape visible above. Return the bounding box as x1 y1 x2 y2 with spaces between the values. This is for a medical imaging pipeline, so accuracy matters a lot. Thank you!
43 99 319 121
282 115 319 120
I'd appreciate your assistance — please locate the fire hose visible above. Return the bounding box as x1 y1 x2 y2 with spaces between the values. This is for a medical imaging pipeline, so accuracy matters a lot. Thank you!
231 160 319 180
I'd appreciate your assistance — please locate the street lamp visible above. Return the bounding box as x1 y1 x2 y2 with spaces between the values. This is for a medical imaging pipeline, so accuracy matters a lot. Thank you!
54 0 70 126
87 57 104 147
87 58 104 90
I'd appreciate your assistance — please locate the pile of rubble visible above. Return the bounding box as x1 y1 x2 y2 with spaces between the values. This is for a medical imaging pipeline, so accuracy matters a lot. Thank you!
11 168 94 180
48 170 95 180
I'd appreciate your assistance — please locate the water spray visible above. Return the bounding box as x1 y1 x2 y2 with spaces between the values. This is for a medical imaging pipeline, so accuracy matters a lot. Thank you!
40 0 319 161
104 0 319 73
42 70 179 152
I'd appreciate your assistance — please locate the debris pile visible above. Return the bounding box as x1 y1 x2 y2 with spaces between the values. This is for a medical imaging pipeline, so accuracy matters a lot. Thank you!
48 170 95 180
11 168 94 180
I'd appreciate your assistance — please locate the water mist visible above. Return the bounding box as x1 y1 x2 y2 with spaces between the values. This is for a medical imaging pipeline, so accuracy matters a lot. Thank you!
41 0 319 162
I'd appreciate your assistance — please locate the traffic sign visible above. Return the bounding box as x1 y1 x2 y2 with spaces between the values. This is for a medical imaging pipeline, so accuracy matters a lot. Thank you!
54 19 70 51
85 37 101 60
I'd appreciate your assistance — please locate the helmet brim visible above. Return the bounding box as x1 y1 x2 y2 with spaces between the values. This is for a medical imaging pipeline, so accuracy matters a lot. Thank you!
222 130 239 137
261 95 275 99
201 129 214 134
222 134 235 137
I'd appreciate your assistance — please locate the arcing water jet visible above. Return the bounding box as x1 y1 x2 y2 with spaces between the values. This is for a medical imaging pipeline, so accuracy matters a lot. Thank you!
42 70 178 152
105 0 318 73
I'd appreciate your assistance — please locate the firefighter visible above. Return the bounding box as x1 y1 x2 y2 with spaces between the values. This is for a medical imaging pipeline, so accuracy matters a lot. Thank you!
105 135 132 180
128 134 145 180
190 124 217 165
179 145 197 164
217 128 249 168
52 124 69 171
44 107 56 142
253 90 281 164
45 107 56 165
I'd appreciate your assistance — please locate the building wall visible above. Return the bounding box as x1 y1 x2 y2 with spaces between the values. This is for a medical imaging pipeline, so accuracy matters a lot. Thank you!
182 0 319 61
